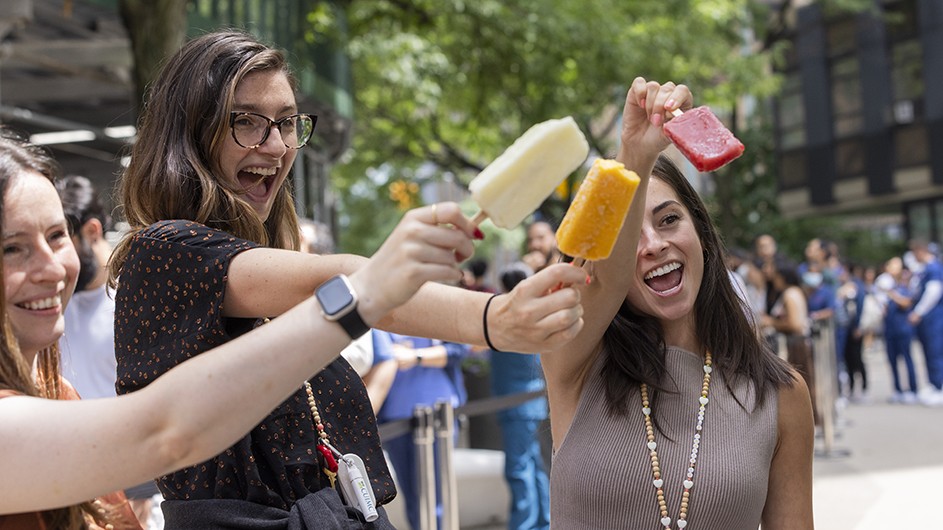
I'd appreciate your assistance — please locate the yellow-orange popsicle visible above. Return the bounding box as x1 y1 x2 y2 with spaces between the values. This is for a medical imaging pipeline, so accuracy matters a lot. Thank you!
469 117 589 229
556 159 640 261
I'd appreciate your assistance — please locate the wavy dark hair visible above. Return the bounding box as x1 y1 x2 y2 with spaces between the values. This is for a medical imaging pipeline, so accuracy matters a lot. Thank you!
599 155 795 420
109 30 301 287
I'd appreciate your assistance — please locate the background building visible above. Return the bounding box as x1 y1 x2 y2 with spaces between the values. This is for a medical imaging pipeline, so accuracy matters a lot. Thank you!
774 0 943 242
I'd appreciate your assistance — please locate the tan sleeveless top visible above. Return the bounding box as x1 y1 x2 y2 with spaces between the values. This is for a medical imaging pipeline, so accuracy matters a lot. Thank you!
551 347 778 530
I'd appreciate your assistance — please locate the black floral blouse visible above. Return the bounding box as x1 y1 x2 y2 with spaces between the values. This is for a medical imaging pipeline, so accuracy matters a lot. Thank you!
113 220 395 509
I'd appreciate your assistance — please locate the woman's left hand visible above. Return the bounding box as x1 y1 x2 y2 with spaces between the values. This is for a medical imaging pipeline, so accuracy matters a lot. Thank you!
484 263 586 353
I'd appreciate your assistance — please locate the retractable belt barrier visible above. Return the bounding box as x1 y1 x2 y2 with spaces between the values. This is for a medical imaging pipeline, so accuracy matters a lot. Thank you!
378 389 546 530
376 389 546 442
810 316 850 458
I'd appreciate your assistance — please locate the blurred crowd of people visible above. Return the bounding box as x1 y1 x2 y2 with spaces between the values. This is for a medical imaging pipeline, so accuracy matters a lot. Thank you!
727 233 943 415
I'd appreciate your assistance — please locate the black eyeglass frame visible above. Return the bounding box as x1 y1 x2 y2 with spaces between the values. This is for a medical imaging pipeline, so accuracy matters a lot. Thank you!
228 111 317 149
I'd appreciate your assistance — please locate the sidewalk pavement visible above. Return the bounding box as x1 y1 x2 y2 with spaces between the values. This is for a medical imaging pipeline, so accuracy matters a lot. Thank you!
813 340 943 529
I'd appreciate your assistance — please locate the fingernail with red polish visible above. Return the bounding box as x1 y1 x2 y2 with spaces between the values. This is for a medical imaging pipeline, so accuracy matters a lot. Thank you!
455 250 466 262
585 275 592 285
473 228 485 240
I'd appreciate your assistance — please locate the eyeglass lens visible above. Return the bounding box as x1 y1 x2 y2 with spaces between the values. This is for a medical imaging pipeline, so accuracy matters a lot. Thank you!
231 113 314 148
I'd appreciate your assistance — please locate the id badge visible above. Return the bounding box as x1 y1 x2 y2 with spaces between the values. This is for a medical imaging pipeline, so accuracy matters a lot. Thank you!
337 453 379 522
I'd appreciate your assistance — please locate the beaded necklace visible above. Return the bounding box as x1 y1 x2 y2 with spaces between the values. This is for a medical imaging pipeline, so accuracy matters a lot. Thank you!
262 315 341 489
640 351 712 530
304 380 340 487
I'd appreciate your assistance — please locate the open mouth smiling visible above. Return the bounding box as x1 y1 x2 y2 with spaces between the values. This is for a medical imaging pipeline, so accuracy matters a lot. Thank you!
643 261 683 294
238 166 279 199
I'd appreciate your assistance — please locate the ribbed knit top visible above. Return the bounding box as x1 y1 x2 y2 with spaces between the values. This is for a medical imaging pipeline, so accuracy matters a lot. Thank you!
551 347 779 530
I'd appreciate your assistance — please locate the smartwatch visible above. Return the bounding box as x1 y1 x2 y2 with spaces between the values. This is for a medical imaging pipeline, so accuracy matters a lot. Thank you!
315 274 370 339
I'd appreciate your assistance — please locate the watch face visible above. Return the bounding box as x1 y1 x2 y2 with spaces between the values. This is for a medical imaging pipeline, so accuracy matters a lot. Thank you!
317 276 355 317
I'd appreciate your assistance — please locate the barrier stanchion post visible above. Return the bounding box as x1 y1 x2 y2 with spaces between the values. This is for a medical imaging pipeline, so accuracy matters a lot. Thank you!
413 405 437 530
811 316 850 458
435 400 460 530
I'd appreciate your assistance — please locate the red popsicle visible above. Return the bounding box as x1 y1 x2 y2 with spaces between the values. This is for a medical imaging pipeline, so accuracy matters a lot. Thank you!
663 106 745 172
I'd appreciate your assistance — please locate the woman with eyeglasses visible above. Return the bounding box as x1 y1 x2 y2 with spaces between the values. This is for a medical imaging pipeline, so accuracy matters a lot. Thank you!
0 126 513 528
106 30 586 528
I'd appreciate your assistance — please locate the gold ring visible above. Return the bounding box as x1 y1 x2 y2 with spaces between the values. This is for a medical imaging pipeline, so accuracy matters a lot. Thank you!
431 204 439 225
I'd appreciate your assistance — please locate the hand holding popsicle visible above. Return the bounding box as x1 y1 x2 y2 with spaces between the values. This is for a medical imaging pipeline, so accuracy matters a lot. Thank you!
620 79 692 159
469 117 589 229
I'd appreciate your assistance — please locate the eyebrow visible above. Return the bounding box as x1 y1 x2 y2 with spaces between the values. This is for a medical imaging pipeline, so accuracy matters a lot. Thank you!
232 103 298 116
2 220 69 240
652 200 681 215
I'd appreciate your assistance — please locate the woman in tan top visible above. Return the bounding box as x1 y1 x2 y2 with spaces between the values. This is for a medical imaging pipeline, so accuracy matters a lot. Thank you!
542 79 814 529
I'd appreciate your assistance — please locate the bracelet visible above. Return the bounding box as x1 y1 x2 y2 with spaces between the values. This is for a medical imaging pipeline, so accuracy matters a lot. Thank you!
483 293 502 352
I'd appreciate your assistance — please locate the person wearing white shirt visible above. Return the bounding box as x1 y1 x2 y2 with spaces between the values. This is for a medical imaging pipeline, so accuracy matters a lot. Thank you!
57 175 165 528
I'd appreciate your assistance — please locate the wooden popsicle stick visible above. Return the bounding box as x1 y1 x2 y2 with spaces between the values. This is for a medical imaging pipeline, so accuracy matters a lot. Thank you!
470 210 488 227
550 254 588 292
671 108 684 118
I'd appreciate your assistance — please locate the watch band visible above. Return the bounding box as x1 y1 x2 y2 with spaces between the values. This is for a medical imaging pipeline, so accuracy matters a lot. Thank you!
336 307 370 340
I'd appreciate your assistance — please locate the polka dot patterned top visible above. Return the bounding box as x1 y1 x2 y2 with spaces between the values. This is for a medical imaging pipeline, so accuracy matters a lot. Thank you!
113 220 395 510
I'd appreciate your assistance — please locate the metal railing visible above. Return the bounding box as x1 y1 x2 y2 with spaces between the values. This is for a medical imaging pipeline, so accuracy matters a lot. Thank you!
379 389 546 530
810 316 851 458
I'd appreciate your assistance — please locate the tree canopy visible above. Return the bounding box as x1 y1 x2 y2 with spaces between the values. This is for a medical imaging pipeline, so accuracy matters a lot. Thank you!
323 0 789 255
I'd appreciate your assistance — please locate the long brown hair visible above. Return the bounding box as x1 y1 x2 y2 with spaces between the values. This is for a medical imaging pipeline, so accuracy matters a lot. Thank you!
0 127 91 529
599 155 795 418
109 30 301 287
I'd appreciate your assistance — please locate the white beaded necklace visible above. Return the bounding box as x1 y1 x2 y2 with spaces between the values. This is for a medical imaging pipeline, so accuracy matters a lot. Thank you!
640 351 712 530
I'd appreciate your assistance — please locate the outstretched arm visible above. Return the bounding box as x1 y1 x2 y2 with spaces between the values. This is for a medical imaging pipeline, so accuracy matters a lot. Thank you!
0 202 474 513
223 203 587 354
540 78 693 446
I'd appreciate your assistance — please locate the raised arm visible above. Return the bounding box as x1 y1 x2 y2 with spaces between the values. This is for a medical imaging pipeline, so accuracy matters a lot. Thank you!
0 202 473 513
540 79 693 433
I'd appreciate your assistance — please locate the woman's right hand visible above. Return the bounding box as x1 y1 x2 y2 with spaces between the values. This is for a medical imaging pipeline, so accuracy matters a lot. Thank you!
618 77 692 169
349 202 480 325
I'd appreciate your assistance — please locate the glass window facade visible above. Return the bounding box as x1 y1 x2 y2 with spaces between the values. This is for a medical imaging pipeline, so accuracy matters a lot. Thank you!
778 73 807 150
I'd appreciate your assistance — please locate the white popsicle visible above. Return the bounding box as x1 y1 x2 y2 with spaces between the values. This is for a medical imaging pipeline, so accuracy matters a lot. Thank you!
469 116 589 229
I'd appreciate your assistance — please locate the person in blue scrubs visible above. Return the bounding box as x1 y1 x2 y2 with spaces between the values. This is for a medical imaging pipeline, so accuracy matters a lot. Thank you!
908 240 943 406
490 263 551 530
375 331 470 529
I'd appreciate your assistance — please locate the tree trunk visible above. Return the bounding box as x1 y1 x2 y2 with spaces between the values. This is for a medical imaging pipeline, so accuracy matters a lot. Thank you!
118 0 188 113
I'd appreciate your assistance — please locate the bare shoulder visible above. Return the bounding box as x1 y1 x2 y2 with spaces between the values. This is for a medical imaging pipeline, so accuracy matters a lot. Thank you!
777 368 814 437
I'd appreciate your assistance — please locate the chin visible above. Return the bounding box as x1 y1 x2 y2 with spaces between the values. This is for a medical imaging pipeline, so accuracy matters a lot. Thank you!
244 200 268 220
